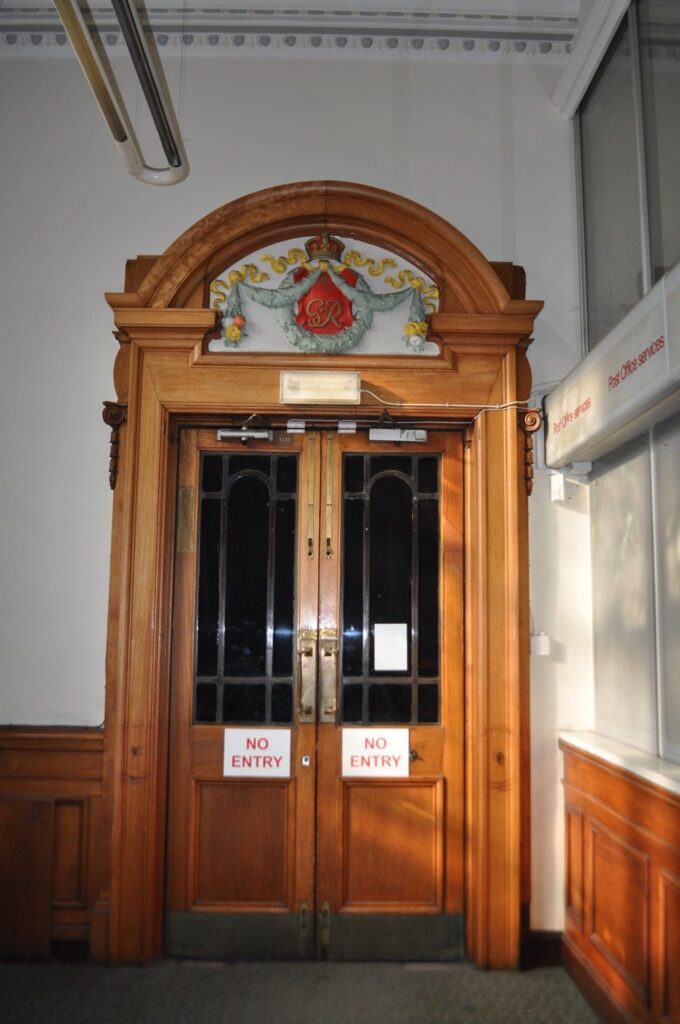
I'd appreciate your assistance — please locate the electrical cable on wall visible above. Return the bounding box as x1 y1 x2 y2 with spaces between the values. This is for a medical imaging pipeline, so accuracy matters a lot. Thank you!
360 387 542 424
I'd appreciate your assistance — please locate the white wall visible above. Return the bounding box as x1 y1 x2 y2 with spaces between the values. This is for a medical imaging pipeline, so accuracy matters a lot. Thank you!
529 472 594 929
0 51 591 927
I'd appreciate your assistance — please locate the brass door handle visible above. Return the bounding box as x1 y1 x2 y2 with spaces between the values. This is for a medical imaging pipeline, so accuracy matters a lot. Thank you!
318 632 339 723
297 630 317 722
296 628 338 723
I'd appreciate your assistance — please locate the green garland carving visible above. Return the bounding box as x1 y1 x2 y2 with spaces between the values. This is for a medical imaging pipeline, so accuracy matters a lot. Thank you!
217 260 431 353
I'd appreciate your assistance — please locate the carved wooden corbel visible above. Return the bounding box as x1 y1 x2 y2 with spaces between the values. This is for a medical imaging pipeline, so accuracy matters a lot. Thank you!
518 408 541 496
102 401 128 490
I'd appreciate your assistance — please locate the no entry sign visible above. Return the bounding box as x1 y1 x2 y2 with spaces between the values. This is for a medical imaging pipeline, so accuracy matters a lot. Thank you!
223 729 291 778
342 728 410 777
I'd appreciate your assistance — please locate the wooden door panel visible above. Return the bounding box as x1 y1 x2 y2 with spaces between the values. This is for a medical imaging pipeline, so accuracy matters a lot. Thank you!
193 781 291 907
342 780 442 909
166 429 318 958
314 432 464 958
166 427 464 960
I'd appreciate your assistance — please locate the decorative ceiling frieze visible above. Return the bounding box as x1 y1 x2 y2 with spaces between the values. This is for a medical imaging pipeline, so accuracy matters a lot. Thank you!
0 4 577 60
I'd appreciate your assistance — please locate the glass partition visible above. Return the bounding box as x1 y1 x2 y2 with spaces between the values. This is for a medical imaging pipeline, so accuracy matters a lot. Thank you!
638 0 680 283
580 15 643 348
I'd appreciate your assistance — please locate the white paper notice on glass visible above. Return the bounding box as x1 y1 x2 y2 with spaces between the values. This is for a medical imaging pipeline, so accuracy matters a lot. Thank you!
373 623 408 671
223 729 291 778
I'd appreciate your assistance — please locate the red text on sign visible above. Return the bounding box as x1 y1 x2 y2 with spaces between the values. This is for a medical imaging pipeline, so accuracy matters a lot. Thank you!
608 334 665 390
350 754 402 768
553 396 592 435
246 737 269 750
231 754 283 769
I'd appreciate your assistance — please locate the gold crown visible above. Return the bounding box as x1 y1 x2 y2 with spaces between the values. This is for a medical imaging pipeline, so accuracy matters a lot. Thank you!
304 233 345 262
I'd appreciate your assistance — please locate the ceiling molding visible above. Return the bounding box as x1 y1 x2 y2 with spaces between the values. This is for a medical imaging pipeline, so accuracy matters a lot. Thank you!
0 4 577 61
552 0 629 117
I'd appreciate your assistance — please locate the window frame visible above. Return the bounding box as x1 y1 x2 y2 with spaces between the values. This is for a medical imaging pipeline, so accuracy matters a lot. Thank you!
577 0 662 353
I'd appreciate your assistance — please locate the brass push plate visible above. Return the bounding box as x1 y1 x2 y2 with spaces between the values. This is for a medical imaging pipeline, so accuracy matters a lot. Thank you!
318 632 339 724
297 629 317 723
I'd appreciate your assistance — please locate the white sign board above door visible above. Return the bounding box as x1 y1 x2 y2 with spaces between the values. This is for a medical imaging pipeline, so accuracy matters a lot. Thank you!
223 729 291 778
342 728 410 778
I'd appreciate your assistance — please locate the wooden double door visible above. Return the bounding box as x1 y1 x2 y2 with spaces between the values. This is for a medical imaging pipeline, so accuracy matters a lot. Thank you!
165 425 464 960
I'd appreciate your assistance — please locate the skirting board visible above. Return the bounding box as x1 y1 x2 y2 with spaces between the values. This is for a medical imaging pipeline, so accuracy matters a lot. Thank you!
521 931 563 969
563 935 640 1024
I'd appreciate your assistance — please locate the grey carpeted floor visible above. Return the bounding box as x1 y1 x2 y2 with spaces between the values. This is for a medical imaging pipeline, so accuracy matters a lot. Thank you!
0 960 600 1024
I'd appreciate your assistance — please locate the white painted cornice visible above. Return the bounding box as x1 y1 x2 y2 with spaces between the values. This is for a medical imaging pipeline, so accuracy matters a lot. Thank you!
552 0 629 116
0 3 577 61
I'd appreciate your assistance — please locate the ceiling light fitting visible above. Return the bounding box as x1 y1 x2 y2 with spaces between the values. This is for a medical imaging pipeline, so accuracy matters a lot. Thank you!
53 0 188 185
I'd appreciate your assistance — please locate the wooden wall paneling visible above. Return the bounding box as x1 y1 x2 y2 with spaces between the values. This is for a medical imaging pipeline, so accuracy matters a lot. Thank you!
52 800 86 906
51 798 94 943
659 870 680 1024
0 729 104 785
565 804 584 932
561 742 680 1024
589 820 650 1006
564 753 680 852
0 797 54 957
562 937 644 1024
0 729 104 954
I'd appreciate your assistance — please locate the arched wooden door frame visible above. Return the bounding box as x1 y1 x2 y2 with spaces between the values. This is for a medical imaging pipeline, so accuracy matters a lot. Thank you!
93 181 542 968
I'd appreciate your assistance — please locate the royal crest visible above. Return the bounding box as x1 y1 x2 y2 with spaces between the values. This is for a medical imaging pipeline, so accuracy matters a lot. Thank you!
293 263 357 336
209 235 439 354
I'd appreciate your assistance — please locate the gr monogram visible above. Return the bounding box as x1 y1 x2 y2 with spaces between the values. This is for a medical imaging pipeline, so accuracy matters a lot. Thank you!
304 297 344 329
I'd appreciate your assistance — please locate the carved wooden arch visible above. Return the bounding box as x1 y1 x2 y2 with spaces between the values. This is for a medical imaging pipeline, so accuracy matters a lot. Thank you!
98 181 542 971
109 181 513 315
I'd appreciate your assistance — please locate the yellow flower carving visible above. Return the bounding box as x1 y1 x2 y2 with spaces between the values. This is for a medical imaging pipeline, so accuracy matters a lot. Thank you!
404 320 428 337
225 324 242 343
